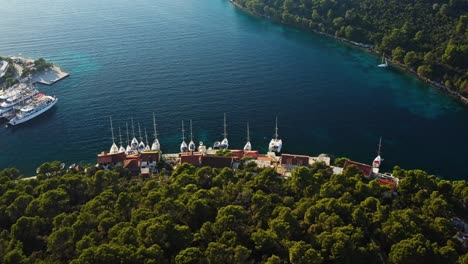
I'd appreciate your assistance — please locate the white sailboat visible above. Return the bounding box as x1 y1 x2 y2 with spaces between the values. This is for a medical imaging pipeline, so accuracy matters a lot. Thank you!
188 119 196 152
109 117 119 154
125 122 133 154
378 53 388 68
118 127 126 153
268 116 283 154
130 118 139 151
243 122 252 151
151 112 161 151
180 120 188 152
137 122 146 153
220 113 229 149
373 137 384 168
144 128 151 151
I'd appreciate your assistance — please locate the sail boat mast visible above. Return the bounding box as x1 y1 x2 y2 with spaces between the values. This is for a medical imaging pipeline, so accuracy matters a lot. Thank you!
131 117 135 138
138 122 143 141
118 126 123 146
274 116 279 140
153 112 158 140
190 119 193 141
145 128 149 145
377 137 382 156
247 122 250 142
126 122 130 145
182 120 185 141
110 117 115 143
223 113 227 138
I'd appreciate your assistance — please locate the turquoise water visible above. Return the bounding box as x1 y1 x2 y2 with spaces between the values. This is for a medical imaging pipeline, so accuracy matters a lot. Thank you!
0 0 467 179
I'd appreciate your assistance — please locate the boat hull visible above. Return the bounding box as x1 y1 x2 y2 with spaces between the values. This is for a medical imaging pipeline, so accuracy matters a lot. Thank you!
8 98 58 126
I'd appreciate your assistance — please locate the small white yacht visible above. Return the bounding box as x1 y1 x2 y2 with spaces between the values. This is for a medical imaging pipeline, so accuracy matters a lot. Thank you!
219 113 229 149
188 119 196 152
378 53 388 68
137 123 146 153
151 112 161 151
373 137 384 168
108 117 119 154
243 123 252 151
130 118 139 151
118 127 126 153
180 120 188 152
125 122 135 154
144 129 151 151
268 117 282 154
8 94 57 126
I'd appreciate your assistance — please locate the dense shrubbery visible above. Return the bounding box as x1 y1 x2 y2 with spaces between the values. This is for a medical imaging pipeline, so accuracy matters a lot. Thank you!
233 0 468 96
0 161 467 263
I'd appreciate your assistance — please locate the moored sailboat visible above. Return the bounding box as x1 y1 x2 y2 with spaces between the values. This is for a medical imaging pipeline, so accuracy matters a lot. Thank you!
378 53 388 68
180 120 188 152
243 122 252 151
268 116 283 154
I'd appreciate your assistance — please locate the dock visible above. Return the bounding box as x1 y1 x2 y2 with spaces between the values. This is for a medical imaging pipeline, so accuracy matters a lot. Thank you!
30 66 70 85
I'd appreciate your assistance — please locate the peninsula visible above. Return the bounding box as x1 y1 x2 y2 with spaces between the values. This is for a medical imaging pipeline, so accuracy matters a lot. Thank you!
230 0 468 103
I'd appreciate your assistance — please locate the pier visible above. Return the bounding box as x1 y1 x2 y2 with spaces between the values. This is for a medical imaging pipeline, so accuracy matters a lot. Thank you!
30 66 70 85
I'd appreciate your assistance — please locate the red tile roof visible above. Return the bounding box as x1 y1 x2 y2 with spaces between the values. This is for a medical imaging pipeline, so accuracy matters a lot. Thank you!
379 178 396 189
124 159 140 171
281 154 309 166
244 150 259 158
181 152 202 166
343 160 372 177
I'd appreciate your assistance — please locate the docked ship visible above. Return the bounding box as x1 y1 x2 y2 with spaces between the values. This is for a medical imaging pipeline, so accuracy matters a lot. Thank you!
268 117 282 154
372 137 384 168
0 85 38 116
8 94 57 126
180 120 188 152
243 123 252 151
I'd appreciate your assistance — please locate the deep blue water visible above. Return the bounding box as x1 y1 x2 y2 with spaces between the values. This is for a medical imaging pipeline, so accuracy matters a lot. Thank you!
0 0 467 179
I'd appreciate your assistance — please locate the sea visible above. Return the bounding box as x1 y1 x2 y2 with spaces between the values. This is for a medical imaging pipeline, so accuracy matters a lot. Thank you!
1 0 467 179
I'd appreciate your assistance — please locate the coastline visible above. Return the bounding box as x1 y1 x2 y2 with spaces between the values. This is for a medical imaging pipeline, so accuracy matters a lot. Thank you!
228 0 468 105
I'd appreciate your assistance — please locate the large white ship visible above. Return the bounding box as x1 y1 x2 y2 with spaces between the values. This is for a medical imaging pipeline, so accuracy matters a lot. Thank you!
0 85 38 115
8 94 57 126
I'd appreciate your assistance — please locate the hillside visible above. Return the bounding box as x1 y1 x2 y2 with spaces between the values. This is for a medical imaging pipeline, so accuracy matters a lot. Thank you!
232 0 468 98
0 161 467 263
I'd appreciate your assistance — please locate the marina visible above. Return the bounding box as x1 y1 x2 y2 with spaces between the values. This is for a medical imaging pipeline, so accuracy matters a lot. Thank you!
96 113 399 188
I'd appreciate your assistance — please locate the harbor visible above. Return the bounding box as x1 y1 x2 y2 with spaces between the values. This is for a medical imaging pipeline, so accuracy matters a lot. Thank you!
0 56 66 126
95 114 399 189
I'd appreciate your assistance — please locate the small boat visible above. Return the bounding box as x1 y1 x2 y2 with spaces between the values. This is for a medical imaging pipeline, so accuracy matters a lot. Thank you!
219 113 229 149
60 163 65 170
378 53 388 68
243 123 252 151
69 163 76 170
151 113 161 151
108 117 119 154
188 120 196 152
268 117 282 154
372 137 384 168
180 120 188 152
213 141 221 149
36 167 40 174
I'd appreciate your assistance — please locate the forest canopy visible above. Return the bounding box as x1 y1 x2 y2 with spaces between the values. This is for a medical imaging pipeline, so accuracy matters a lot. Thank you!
232 0 468 96
0 161 468 263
